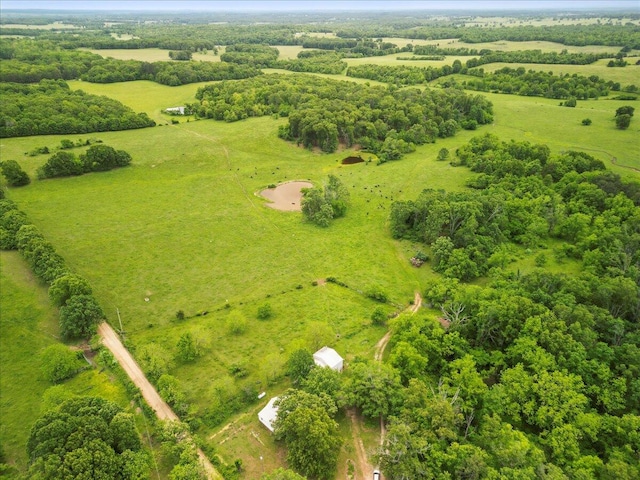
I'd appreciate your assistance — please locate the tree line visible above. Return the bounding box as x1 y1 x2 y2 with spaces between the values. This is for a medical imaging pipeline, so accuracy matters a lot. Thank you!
0 79 155 138
81 57 261 86
192 74 493 159
336 23 640 49
346 63 459 86
462 66 621 99
413 44 617 66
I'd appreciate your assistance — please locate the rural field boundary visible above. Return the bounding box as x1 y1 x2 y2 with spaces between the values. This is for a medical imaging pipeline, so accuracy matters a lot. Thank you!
98 322 222 479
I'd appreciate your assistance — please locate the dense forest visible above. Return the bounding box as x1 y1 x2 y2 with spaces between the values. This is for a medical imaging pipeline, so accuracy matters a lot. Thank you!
462 67 619 98
376 134 640 478
0 80 155 137
192 74 493 156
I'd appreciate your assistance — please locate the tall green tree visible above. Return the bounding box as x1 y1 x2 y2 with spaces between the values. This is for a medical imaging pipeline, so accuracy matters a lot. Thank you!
341 360 404 419
0 159 30 186
273 390 341 480
59 294 104 339
27 396 146 479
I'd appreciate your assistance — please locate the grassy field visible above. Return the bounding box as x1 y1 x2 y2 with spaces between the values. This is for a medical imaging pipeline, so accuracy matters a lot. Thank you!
480 60 640 88
462 16 640 27
0 252 131 472
344 53 477 68
67 79 207 123
85 47 223 63
384 37 629 55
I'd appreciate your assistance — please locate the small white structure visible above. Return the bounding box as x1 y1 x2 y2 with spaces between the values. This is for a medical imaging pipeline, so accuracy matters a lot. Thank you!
313 346 343 372
165 106 186 115
258 397 279 432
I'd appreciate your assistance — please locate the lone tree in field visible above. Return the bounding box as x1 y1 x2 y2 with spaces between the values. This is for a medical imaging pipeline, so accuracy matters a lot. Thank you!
615 105 634 129
301 175 349 227
0 160 30 187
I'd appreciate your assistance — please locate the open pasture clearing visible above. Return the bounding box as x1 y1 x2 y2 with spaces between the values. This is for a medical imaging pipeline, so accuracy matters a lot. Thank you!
462 16 640 27
274 45 307 60
344 53 476 68
0 252 131 471
385 37 626 55
0 22 79 30
84 47 223 62
473 90 640 173
480 60 640 88
67 79 206 123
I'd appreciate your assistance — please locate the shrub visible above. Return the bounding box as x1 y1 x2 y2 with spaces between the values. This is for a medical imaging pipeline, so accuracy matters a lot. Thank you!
40 344 84 383
582 118 592 126
257 303 273 320
226 310 247 335
38 151 83 178
371 306 387 326
0 160 30 187
366 285 389 303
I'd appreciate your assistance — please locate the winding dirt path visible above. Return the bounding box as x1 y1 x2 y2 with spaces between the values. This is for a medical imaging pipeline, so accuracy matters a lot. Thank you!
347 408 374 479
98 322 221 479
361 292 423 477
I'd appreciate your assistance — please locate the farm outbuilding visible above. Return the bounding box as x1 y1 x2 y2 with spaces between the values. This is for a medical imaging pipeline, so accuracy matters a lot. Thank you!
313 346 343 372
258 396 279 432
165 106 186 115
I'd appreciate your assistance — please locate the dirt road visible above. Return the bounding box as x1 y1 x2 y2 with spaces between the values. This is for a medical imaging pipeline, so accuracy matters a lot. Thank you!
98 322 221 479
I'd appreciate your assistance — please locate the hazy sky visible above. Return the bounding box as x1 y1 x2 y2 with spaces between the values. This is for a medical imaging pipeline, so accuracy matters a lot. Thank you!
2 0 638 12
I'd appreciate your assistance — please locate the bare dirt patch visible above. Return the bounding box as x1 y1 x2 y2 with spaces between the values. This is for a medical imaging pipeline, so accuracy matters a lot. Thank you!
259 181 313 211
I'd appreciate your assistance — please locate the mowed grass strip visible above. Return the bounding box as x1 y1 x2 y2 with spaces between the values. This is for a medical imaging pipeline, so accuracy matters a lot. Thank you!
0 252 59 469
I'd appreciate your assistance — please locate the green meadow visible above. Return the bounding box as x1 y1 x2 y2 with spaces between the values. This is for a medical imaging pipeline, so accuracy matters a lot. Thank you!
480 60 640 88
85 47 224 62
383 37 631 54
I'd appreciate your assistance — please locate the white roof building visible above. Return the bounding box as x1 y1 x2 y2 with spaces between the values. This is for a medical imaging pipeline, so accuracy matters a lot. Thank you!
165 106 185 115
313 346 344 372
258 397 279 432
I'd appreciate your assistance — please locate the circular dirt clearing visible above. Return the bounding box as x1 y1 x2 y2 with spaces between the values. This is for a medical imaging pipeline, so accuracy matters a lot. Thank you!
260 181 313 211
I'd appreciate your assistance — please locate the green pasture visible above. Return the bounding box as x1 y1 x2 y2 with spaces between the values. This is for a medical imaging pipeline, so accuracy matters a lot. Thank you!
273 45 307 60
67 79 206 123
0 252 130 471
386 37 626 55
477 91 640 173
480 60 640 88
85 47 223 62
0 22 79 30
463 16 640 27
344 53 476 68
